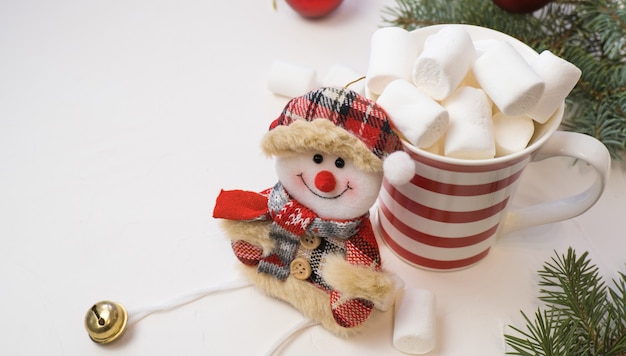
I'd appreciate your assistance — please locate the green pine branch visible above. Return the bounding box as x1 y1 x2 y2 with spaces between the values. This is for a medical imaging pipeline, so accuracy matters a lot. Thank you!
381 0 626 159
504 248 626 355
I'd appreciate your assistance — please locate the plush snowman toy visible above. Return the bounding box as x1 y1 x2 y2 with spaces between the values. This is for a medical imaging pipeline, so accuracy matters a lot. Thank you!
213 87 414 336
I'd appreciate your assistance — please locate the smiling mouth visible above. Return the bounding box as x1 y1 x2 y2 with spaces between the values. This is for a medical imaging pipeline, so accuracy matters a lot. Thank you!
298 173 351 200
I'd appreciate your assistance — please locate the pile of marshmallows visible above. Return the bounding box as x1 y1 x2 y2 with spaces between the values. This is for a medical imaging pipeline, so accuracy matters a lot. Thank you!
267 25 581 160
367 25 581 159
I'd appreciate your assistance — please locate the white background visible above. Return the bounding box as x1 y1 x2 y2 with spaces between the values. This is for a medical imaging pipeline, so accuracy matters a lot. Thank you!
1 0 625 355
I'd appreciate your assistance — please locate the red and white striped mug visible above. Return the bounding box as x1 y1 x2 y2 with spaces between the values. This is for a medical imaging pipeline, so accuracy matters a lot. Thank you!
376 25 611 271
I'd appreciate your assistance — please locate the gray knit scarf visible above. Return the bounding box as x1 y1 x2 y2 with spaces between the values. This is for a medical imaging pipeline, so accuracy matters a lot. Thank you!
258 182 363 280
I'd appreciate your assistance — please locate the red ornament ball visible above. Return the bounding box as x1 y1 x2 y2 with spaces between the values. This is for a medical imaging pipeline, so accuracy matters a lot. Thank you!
285 0 344 18
492 0 552 13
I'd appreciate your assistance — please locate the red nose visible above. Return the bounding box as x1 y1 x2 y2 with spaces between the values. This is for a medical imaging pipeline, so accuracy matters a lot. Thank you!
314 170 336 193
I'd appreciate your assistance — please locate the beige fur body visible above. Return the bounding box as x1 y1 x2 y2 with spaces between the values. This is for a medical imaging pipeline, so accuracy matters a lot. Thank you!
220 218 400 336
322 254 399 312
221 219 274 254
240 265 366 337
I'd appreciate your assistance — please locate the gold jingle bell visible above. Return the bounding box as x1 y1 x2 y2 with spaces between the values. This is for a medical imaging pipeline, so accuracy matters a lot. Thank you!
84 300 128 344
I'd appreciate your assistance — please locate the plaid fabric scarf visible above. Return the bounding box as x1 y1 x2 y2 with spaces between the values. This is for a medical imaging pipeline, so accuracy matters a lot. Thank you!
259 182 362 280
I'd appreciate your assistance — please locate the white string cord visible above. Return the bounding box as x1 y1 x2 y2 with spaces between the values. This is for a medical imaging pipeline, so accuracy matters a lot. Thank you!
264 318 320 356
105 279 319 354
127 279 253 327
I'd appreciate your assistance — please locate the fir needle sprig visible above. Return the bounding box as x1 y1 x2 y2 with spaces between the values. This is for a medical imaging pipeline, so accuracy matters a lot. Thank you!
381 0 626 159
504 248 626 355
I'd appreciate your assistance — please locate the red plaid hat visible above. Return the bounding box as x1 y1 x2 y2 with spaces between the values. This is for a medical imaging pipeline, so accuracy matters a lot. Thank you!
270 87 403 160
262 87 415 185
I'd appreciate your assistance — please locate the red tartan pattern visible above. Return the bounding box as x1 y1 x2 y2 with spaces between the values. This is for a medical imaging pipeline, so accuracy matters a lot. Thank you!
345 219 382 271
330 290 374 328
231 240 263 266
269 87 402 160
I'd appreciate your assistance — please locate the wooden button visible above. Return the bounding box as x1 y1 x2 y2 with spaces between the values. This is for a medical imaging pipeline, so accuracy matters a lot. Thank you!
290 258 312 280
300 234 321 250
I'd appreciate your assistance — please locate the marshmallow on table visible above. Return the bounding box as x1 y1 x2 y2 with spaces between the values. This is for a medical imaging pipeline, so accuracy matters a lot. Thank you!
393 288 436 355
412 26 476 101
472 40 545 116
366 27 418 96
493 111 535 157
527 50 582 123
322 64 365 96
267 60 317 98
442 86 495 159
376 79 449 148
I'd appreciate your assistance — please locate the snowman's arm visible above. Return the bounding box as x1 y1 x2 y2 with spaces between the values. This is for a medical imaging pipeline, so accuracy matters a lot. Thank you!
322 222 403 311
322 253 402 311
213 187 275 254
219 219 274 255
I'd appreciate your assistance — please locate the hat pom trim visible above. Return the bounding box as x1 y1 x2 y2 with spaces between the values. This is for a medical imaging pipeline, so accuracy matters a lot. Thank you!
383 151 415 186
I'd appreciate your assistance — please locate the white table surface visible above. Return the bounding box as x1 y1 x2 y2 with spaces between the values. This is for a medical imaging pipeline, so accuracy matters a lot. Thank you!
1 1 625 355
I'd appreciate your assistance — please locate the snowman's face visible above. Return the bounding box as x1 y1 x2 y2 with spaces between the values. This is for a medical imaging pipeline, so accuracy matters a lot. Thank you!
275 151 383 220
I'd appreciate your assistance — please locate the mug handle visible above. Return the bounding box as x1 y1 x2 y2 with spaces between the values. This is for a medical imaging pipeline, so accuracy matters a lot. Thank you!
499 131 611 236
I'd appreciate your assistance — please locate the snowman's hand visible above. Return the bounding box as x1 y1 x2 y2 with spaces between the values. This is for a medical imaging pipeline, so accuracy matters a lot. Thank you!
219 220 274 255
322 254 404 311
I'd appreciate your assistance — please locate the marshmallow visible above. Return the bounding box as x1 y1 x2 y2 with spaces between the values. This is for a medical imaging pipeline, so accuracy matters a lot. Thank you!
493 111 535 156
376 79 449 148
459 68 480 88
322 64 365 95
423 136 445 156
365 86 379 101
473 39 501 55
412 26 476 100
366 27 418 96
472 40 545 116
442 86 495 159
393 288 436 355
267 60 317 98
458 40 495 88
526 50 582 123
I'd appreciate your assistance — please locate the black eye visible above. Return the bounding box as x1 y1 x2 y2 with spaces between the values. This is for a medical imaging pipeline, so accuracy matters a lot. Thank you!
313 154 323 164
335 157 345 168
